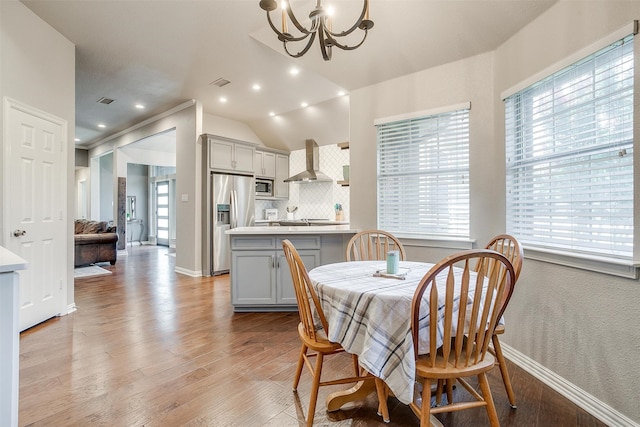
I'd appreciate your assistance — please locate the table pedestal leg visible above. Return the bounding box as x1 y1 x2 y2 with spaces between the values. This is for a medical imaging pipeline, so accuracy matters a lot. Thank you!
325 379 444 427
326 379 376 412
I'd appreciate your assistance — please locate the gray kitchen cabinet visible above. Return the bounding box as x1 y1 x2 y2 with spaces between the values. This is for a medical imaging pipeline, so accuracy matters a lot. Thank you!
254 150 276 178
277 250 319 304
274 153 290 199
230 235 320 311
209 137 255 174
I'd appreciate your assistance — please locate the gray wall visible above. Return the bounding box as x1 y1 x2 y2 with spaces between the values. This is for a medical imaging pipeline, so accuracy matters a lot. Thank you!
493 1 640 423
126 163 149 241
349 0 640 422
99 153 114 221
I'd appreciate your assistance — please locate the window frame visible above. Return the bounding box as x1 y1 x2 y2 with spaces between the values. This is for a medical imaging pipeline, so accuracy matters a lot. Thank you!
503 27 639 279
375 103 471 242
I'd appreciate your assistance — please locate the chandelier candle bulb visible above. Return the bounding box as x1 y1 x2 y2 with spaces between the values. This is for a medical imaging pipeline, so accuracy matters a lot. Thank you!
281 3 287 33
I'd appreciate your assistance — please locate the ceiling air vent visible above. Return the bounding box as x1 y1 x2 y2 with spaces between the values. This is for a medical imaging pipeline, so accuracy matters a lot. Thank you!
97 97 115 105
210 78 231 87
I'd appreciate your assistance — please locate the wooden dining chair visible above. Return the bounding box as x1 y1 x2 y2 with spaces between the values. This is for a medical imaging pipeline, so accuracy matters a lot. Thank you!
282 239 374 426
376 249 515 427
345 229 406 261
477 234 523 408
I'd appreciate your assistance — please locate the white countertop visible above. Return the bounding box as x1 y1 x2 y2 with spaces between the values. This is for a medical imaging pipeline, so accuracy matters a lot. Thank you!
226 225 359 235
0 246 28 273
254 219 349 225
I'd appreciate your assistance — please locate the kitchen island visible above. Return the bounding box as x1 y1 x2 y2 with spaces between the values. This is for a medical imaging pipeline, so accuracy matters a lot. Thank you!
226 225 359 312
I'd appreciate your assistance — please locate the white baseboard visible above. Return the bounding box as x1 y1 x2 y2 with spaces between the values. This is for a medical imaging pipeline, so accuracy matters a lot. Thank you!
66 303 77 315
174 266 202 277
501 343 639 427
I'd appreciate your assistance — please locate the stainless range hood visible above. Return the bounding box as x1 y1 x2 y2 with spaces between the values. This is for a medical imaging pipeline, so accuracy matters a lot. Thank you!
284 139 333 183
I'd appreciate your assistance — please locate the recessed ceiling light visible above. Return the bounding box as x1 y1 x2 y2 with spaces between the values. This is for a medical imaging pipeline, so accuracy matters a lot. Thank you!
301 102 308 108
290 67 300 76
75 138 80 142
98 124 106 128
219 97 227 103
135 104 145 109
338 91 346 97
252 84 261 91
269 112 276 117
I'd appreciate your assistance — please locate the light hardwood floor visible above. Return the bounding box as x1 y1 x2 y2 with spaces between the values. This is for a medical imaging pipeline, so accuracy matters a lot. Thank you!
19 245 607 426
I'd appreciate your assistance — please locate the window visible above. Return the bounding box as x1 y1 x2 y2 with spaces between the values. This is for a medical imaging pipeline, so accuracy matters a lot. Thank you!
376 105 470 238
505 35 634 261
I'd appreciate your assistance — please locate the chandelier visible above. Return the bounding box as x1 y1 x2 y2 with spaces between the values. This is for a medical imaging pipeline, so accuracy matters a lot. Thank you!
258 0 374 61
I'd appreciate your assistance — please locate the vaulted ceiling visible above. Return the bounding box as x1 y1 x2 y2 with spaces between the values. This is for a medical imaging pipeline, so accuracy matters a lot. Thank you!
22 0 556 151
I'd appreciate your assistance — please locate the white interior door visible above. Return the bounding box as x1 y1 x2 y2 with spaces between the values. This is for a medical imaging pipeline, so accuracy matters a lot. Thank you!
3 98 67 331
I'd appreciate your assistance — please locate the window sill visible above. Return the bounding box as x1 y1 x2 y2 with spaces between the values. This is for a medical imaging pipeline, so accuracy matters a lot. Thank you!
395 234 475 250
524 247 640 279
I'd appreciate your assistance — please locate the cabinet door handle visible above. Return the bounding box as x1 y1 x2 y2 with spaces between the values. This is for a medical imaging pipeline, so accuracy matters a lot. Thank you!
271 255 275 269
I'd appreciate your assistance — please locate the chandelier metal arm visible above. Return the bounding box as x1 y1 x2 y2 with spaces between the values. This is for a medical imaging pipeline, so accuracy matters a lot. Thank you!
325 0 371 38
283 0 318 35
318 28 332 61
324 29 370 51
284 32 318 58
265 10 309 43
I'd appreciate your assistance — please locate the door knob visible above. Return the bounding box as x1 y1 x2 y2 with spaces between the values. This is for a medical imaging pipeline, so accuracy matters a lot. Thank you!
13 229 26 237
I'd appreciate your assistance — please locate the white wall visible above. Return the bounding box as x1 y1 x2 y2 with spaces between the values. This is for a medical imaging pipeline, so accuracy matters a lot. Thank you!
0 0 75 308
349 1 640 423
203 113 264 146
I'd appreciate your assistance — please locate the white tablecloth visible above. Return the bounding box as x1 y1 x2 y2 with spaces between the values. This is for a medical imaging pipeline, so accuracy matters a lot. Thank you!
308 260 484 404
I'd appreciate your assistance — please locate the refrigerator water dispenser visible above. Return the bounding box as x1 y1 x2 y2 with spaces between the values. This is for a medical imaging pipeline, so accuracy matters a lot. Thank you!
217 204 230 224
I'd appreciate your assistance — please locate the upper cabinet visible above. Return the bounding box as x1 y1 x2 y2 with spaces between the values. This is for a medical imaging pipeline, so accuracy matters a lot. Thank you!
255 147 289 200
274 153 289 199
209 137 255 174
254 150 276 178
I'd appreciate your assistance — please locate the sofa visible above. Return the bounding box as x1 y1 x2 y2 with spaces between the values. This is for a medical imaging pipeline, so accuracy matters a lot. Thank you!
74 219 118 267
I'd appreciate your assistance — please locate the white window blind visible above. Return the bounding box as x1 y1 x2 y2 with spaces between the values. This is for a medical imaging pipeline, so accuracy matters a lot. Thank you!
505 34 634 259
377 107 470 237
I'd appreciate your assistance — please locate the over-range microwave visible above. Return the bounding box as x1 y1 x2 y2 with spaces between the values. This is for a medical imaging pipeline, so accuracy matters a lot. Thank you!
255 178 274 197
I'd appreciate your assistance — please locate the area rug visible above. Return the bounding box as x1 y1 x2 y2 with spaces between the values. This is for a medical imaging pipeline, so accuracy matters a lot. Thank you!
74 265 112 279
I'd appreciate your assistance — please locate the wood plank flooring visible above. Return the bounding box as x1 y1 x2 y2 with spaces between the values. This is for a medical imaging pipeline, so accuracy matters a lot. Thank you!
19 245 607 426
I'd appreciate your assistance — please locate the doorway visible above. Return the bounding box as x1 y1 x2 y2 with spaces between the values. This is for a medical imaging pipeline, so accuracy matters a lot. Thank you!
155 180 170 247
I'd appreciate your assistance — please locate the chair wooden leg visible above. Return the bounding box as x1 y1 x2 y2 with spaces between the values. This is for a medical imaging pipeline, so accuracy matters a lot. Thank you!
420 378 433 427
352 353 360 376
375 377 390 423
306 352 324 427
478 372 499 427
293 344 307 391
435 379 443 406
445 379 454 405
493 334 517 408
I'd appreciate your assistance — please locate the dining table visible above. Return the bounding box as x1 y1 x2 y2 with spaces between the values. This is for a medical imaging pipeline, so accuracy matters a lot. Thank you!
308 259 488 415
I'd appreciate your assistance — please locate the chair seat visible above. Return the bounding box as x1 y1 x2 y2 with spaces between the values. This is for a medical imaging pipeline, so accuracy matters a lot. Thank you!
494 324 505 335
416 351 496 379
297 322 343 353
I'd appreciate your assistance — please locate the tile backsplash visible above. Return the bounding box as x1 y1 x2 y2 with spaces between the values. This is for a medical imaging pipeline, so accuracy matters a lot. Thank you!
256 144 350 221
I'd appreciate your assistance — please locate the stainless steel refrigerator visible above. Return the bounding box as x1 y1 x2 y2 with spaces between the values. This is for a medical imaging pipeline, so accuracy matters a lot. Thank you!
211 172 255 275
